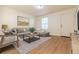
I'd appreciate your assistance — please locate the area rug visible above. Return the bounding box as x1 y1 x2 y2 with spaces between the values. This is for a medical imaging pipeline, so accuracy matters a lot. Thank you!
13 37 51 54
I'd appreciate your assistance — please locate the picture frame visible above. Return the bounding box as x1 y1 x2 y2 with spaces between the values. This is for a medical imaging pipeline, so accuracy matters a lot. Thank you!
17 16 29 27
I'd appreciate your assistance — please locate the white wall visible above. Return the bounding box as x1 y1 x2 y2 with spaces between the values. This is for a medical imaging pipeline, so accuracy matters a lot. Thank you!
0 6 77 36
35 17 41 30
0 6 35 29
35 8 77 36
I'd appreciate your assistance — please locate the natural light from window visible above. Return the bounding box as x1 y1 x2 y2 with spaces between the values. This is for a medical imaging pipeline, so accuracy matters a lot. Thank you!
41 17 48 30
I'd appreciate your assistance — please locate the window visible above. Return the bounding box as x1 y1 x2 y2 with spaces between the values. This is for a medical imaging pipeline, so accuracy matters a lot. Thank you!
41 17 48 30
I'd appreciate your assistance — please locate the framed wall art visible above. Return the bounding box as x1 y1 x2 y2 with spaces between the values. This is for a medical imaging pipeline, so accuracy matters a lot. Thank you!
17 16 29 27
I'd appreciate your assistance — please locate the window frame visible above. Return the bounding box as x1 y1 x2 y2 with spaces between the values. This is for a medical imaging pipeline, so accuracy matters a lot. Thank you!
41 17 48 30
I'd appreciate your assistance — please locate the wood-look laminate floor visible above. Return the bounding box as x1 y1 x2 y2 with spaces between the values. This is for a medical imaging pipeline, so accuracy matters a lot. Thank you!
29 36 71 54
1 36 72 54
1 45 19 54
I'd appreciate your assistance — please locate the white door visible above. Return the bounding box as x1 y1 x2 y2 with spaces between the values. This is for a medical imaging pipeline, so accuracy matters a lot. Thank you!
48 14 61 36
61 11 74 36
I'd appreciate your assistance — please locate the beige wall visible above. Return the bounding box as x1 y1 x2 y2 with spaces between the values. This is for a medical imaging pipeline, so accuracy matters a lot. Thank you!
0 6 35 29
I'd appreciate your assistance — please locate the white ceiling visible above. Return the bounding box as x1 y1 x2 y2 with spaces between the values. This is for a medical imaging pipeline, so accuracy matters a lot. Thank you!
2 5 77 16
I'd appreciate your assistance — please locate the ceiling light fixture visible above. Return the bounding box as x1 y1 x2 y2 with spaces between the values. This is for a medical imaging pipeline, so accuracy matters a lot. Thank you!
34 5 44 9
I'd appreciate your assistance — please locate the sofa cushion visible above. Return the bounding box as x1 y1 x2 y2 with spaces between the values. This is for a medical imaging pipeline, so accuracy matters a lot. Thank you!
2 36 17 44
16 28 29 33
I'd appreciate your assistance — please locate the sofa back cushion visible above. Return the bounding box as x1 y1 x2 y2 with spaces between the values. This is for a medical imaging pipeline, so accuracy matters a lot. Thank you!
16 28 29 33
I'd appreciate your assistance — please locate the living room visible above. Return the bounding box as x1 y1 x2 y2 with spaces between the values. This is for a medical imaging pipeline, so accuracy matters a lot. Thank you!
0 5 79 54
